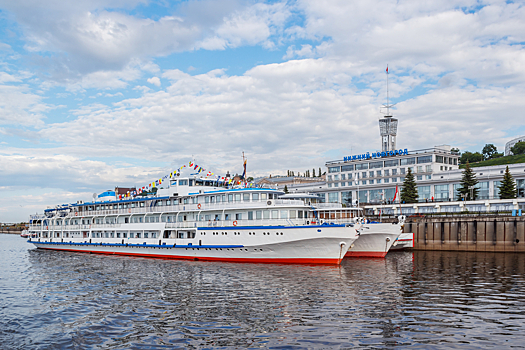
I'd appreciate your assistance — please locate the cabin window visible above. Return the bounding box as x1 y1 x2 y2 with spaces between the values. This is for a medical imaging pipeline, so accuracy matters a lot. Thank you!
236 213 242 220
104 232 109 238
139 217 143 223
144 232 149 238
252 193 259 201
225 214 230 221
222 195 226 202
130 232 135 238
131 203 135 208
243 194 250 202
205 214 211 221
158 201 163 206
166 200 171 206
179 180 188 185
256 211 262 219
210 196 215 203
123 232 127 238
161 216 166 222
111 232 115 238
228 194 233 202
215 214 221 221
248 211 253 220
289 210 296 219
113 204 118 209
96 205 101 210
117 232 121 238
260 193 267 200
263 210 270 219
280 210 288 219
298 211 303 219
235 194 241 202
91 232 95 238
140 202 145 207
205 197 210 204
271 210 278 219
151 232 156 238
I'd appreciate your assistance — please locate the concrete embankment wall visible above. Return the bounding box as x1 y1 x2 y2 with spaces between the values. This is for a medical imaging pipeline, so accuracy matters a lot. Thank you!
405 216 525 252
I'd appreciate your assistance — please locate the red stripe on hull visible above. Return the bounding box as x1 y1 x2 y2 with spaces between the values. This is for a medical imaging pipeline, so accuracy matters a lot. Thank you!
345 251 388 258
37 247 342 265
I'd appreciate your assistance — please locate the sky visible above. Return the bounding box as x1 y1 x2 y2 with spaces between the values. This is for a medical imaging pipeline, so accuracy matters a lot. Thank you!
1 0 524 222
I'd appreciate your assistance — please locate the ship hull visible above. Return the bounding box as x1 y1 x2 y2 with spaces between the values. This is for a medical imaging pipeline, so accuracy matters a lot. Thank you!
30 225 358 265
345 223 402 258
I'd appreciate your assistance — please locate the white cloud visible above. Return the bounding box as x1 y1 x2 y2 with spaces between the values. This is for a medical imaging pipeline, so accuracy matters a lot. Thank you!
147 76 161 87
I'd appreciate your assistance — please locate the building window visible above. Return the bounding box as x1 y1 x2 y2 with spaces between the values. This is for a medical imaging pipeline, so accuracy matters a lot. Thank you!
392 177 397 182
385 178 389 183
377 179 381 184
426 175 432 180
341 191 352 206
362 180 367 185
392 169 397 175
434 184 450 200
384 169 389 176
417 175 423 180
334 175 339 181
426 165 432 172
362 172 367 178
400 157 416 165
334 183 339 187
328 166 341 173
384 159 399 167
418 186 431 201
328 183 332 188
369 161 383 169
436 156 444 163
417 166 423 173
341 174 346 180
377 170 382 176
328 192 339 203
356 163 369 170
400 168 405 175
369 180 374 184
417 155 432 164
341 165 354 171
369 171 374 178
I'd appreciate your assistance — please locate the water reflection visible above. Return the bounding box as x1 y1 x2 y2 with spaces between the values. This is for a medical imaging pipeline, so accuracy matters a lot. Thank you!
1 234 525 349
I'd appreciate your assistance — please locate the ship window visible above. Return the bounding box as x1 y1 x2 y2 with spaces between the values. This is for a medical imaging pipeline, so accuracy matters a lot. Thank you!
140 202 145 207
179 180 188 186
235 194 241 202
205 214 211 221
228 194 233 202
139 217 143 223
280 210 288 219
263 210 270 219
252 193 259 201
236 213 242 220
158 201 163 206
298 211 303 219
144 232 149 238
210 196 215 203
152 232 156 238
261 193 267 200
256 211 262 219
243 193 250 201
105 232 109 238
271 210 278 219
225 214 230 221
289 210 296 219
116 232 121 238
248 211 253 220
205 196 210 203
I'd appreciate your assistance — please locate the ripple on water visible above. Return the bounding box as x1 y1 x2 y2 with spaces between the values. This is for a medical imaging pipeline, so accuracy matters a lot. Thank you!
1 235 525 349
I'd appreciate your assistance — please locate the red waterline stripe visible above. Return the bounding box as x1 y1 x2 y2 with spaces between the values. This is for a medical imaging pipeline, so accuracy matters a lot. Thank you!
345 251 388 258
37 247 341 265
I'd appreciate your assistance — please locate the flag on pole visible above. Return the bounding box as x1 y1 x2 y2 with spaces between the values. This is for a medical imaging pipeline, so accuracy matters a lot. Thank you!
393 185 398 201
386 65 389 73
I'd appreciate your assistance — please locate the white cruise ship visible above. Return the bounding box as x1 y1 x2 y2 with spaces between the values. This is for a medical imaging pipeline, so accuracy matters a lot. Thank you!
27 171 360 265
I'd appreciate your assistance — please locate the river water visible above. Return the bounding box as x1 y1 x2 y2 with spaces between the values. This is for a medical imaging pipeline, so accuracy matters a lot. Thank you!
1 233 525 349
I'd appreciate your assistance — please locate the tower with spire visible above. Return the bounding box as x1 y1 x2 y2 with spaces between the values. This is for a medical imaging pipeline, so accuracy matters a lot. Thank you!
379 65 398 152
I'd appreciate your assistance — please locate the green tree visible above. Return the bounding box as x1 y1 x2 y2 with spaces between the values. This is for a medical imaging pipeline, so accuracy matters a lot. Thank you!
284 185 289 193
451 147 460 154
510 141 525 155
482 144 498 160
457 161 479 200
400 168 418 203
312 168 316 177
319 167 322 177
498 166 517 199
460 151 483 164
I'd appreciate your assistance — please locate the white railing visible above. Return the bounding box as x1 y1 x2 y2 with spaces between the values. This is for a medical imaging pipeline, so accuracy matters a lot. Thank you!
68 199 309 218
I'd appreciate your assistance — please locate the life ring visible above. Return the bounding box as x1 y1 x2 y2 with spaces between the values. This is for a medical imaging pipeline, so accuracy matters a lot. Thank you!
233 221 238 226
75 212 78 216
128 209 131 213
197 204 201 209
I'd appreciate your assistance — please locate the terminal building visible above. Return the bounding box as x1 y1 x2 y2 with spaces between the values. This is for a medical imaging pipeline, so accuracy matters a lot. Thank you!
282 111 525 215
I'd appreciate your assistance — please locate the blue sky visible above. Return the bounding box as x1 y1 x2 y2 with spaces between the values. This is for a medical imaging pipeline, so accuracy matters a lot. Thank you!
1 0 525 221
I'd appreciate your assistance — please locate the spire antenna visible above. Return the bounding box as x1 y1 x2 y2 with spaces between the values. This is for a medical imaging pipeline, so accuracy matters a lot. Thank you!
378 65 398 152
